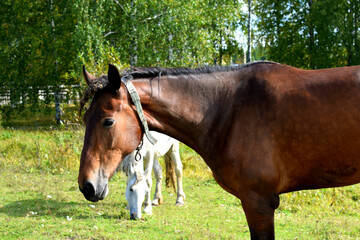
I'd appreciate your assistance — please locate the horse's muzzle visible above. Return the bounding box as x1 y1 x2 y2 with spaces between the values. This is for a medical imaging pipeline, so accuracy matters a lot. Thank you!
130 212 141 220
79 181 108 202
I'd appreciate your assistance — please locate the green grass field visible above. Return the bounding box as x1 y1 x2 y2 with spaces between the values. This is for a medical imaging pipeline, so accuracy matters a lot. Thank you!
1 127 360 239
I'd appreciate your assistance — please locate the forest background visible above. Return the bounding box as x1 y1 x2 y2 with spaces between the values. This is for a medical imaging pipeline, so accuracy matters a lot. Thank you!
1 2 360 238
0 0 359 125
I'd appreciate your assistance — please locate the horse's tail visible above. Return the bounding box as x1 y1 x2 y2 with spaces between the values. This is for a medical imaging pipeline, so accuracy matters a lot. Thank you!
165 154 176 193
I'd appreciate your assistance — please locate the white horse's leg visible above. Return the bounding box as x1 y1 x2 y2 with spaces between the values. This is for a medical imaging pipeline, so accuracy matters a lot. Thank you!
152 158 163 206
143 153 153 214
170 142 186 206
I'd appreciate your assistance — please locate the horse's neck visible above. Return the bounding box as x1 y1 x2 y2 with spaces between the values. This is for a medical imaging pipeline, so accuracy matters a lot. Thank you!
134 75 218 157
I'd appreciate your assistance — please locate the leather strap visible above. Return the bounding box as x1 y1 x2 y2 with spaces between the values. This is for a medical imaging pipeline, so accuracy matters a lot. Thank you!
121 76 157 145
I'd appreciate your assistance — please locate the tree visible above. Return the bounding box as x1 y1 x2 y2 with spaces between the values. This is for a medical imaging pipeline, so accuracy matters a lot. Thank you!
0 0 246 124
246 0 252 63
255 0 360 69
255 0 307 67
104 0 243 67
342 0 360 66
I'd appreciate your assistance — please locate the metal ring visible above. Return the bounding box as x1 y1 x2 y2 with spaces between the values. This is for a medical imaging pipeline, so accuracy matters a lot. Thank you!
134 140 143 162
135 151 141 162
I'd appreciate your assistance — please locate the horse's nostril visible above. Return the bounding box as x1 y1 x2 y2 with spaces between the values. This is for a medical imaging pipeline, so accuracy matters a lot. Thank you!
83 181 95 199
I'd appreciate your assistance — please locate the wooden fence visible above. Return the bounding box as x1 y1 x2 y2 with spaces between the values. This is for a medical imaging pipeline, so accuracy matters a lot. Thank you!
0 85 82 106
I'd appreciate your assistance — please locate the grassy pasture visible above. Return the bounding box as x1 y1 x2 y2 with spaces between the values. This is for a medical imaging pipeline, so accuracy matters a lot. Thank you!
1 127 360 239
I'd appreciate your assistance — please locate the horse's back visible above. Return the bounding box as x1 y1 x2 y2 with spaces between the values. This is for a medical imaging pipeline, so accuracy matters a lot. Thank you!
260 64 360 192
218 63 360 194
142 131 179 158
246 63 360 94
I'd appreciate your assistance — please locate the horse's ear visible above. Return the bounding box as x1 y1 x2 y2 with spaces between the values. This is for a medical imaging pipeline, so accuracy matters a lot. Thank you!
108 64 121 90
82 65 96 86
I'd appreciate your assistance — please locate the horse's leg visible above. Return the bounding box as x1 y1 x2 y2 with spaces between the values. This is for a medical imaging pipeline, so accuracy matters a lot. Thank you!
152 158 163 206
143 153 153 215
240 191 279 240
169 143 185 206
213 171 278 240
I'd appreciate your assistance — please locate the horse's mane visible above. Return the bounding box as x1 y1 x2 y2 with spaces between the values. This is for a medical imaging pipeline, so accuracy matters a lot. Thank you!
127 61 276 80
79 61 277 115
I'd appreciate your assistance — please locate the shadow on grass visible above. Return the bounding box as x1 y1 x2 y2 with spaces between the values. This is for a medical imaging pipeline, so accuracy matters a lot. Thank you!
0 198 129 220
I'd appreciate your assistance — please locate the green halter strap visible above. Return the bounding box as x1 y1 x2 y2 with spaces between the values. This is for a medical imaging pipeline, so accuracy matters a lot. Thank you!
121 76 157 145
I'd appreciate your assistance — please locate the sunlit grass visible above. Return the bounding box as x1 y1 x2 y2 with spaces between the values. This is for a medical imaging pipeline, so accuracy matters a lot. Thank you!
0 126 84 173
0 170 247 240
1 127 360 239
0 126 211 179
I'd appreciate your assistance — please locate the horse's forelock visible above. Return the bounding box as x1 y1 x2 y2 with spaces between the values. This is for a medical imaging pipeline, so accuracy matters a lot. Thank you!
79 75 109 116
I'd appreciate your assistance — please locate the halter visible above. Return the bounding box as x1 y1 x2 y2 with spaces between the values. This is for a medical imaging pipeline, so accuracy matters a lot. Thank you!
121 75 157 146
134 139 144 162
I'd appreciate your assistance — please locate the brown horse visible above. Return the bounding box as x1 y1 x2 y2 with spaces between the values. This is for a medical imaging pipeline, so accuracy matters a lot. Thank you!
78 62 360 239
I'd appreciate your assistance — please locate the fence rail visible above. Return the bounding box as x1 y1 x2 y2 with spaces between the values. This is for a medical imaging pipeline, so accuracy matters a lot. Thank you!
0 85 82 106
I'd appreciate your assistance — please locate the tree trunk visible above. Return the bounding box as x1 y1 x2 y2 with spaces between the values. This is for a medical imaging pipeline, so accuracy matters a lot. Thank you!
54 89 63 124
307 0 315 69
219 31 223 65
246 0 252 63
49 0 63 124
353 0 359 64
130 0 138 66
168 32 173 65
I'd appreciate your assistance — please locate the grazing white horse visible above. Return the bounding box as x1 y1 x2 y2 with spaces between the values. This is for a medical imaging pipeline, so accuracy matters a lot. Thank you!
121 131 186 219
122 155 149 219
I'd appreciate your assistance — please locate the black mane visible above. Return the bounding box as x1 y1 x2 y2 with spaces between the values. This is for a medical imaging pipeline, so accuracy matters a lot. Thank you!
125 61 277 80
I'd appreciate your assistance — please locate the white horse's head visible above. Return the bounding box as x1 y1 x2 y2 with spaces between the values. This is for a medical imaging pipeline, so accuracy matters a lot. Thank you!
123 152 150 220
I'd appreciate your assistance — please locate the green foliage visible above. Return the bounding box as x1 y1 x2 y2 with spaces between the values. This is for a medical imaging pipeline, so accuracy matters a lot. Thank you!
101 0 243 67
0 0 243 125
0 104 83 127
0 0 80 93
1 0 360 125
0 105 54 127
255 0 360 68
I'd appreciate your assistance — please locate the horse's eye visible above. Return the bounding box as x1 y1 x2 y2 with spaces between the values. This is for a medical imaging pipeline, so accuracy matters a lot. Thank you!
102 118 115 128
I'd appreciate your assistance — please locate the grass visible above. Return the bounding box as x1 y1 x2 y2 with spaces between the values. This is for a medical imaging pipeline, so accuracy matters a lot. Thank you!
0 170 247 240
0 126 84 173
1 127 360 239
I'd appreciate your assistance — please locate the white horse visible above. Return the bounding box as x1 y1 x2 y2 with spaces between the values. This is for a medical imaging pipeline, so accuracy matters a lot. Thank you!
121 131 186 219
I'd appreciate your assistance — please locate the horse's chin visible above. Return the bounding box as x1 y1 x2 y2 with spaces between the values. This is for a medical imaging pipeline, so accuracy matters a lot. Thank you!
98 183 109 200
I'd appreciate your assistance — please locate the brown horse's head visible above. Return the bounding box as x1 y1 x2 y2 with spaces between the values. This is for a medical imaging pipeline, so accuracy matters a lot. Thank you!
78 64 142 202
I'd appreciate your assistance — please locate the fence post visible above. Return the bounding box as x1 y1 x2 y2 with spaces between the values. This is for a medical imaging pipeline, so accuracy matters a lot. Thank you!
54 87 63 124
